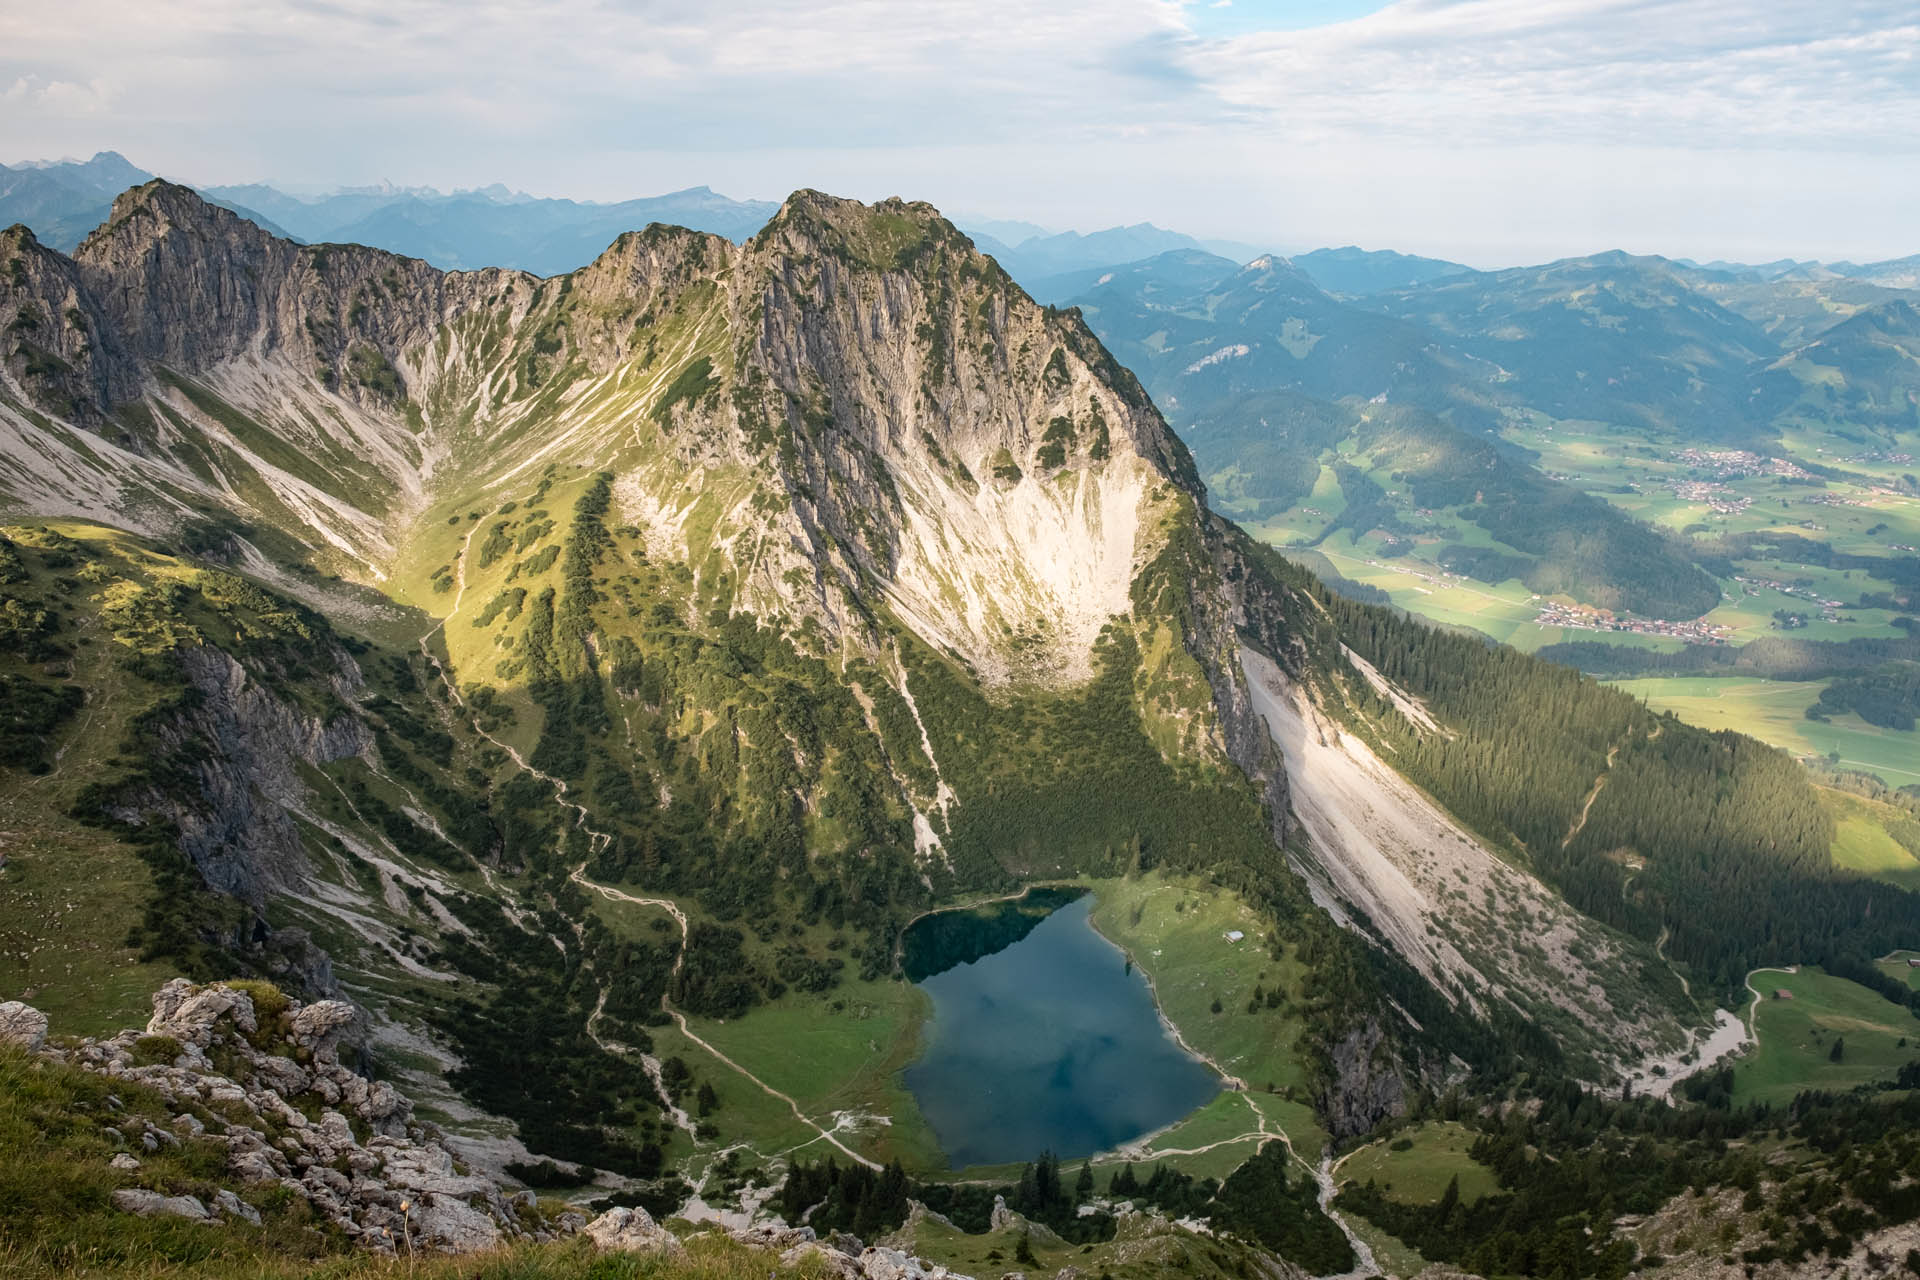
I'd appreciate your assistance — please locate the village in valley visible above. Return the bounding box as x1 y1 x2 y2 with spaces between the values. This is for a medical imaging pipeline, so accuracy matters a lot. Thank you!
1531 600 1734 644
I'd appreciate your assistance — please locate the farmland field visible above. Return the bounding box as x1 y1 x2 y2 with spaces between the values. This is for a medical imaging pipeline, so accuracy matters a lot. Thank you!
1606 676 1920 787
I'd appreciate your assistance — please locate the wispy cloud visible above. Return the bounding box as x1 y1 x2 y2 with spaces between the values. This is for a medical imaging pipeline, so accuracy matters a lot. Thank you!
3 73 115 117
1179 0 1920 151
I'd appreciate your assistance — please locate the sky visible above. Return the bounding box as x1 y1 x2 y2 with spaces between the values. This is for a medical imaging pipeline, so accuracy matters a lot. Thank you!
2 0 1918 266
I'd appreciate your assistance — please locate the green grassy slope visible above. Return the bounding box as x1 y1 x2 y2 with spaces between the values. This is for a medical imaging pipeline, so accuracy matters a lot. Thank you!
1733 967 1920 1106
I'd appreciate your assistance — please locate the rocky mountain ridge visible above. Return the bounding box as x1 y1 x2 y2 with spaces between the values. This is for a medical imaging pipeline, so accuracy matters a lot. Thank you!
0 181 1719 1078
7 177 1914 1280
4 182 1205 685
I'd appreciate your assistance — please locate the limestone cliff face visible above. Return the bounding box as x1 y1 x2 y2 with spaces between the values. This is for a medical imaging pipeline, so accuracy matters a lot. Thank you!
72 182 515 391
720 192 1203 686
106 644 371 905
0 223 144 420
1315 1019 1409 1141
4 182 1280 735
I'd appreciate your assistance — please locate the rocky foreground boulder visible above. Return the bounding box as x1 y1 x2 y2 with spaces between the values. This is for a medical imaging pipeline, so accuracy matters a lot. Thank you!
5 981 976 1276
33 977 553 1253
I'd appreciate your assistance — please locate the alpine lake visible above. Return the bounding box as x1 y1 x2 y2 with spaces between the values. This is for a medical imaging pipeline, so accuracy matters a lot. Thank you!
900 888 1220 1170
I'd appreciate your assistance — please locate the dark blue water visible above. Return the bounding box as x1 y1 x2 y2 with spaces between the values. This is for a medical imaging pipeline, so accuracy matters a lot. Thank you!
902 895 1219 1169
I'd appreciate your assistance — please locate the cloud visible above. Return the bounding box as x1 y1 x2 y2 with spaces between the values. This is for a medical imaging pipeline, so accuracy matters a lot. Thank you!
0 0 1913 260
7 0 1912 160
3 74 114 116
1177 0 1920 152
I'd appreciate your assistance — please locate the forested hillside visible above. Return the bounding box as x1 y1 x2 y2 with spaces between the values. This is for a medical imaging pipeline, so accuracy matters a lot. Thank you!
1239 539 1920 995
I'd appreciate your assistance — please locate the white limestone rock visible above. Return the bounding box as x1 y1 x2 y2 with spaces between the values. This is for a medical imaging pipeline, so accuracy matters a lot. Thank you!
0 1000 49 1052
111 1188 210 1220
583 1206 688 1259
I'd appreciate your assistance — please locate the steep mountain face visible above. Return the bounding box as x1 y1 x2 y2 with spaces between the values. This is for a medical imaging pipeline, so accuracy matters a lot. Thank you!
2 179 1296 916
4 183 1204 687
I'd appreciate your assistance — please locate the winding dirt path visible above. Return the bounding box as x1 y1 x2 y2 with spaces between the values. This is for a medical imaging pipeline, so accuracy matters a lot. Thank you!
416 524 876 1171
1743 966 1796 1043
585 985 698 1140
569 868 879 1170
1561 742 1620 851
1656 925 1692 1002
1103 1089 1376 1280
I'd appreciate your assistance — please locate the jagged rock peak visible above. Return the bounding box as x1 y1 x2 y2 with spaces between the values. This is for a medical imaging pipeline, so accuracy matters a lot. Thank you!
752 189 991 277
84 179 269 248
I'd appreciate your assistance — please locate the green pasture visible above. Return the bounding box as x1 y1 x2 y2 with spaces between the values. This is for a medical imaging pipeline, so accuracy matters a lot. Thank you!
1731 966 1920 1107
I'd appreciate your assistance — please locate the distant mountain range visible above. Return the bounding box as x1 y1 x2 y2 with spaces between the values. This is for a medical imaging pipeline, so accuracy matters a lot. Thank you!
0 153 1279 284
1287 246 1472 296
968 223 1274 289
1685 254 1920 290
1048 241 1920 620
0 152 782 274
0 151 169 249
11 152 1915 308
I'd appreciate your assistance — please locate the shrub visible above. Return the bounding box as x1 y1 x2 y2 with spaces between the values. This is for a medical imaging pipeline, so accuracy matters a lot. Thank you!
130 1035 182 1067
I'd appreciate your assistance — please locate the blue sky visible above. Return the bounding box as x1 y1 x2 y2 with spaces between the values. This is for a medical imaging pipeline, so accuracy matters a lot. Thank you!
1182 1 1394 36
2 0 1917 265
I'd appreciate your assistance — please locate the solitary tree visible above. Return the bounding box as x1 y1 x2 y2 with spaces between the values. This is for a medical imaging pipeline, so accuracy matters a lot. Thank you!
1015 1229 1038 1267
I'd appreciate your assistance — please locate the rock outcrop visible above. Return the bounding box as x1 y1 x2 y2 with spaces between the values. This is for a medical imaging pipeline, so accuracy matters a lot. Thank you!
8 982 980 1275
108 644 371 909
1314 1019 1409 1141
582 1204 689 1258
38 978 546 1253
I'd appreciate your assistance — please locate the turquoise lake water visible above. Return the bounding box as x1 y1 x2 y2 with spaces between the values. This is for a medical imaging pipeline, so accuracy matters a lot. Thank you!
902 894 1219 1169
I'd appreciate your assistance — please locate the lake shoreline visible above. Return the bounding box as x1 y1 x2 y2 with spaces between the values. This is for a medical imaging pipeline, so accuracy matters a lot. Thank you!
902 892 1219 1170
1081 897 1249 1093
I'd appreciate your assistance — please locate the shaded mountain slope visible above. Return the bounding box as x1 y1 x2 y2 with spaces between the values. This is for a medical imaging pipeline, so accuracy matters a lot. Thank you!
1364 252 1776 438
